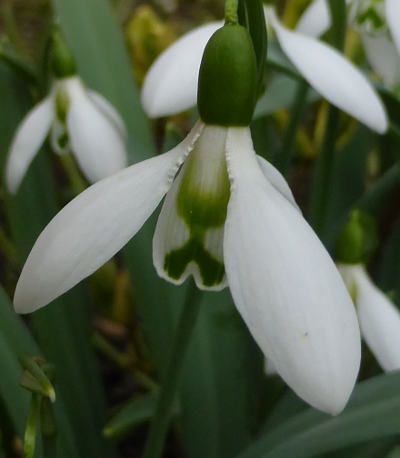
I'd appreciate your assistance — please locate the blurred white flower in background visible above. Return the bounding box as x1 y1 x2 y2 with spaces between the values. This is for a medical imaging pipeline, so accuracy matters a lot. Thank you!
6 75 128 193
339 263 400 372
297 0 400 90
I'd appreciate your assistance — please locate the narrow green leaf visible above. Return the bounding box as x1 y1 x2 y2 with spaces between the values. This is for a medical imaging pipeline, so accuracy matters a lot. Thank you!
386 446 400 458
322 127 371 249
254 75 319 119
308 0 346 236
52 0 155 161
378 215 400 296
327 438 397 458
327 0 346 50
104 392 172 440
179 290 259 458
237 372 400 458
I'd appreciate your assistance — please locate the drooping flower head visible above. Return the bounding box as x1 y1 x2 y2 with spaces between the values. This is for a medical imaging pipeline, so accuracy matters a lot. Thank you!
13 12 360 415
5 31 128 193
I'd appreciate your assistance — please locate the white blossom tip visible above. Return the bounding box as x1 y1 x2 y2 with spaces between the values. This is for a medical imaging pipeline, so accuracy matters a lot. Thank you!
141 22 222 118
269 9 388 134
224 127 360 415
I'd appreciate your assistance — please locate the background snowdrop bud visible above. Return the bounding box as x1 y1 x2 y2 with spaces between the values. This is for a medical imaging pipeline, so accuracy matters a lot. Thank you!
339 264 400 372
335 209 378 265
50 30 76 78
197 24 257 126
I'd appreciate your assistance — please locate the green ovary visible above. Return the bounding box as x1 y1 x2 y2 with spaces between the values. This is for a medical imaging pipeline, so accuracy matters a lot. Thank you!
163 127 230 287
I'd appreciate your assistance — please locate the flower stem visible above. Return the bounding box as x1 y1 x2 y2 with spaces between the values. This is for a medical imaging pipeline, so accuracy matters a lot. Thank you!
273 79 309 174
23 394 41 458
41 398 58 458
225 0 239 24
141 283 202 458
58 153 86 195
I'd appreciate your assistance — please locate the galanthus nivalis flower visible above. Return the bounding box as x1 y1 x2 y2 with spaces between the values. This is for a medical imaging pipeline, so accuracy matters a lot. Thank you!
6 75 128 193
297 0 400 90
13 21 361 415
141 7 387 133
339 264 400 372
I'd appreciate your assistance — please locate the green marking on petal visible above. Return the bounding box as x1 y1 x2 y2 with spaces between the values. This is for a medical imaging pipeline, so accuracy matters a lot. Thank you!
357 7 385 29
57 132 69 149
55 87 70 123
164 238 225 287
177 130 230 229
162 127 229 288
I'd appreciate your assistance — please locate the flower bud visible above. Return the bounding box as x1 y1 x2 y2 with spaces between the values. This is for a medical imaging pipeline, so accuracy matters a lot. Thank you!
197 24 257 126
335 209 378 264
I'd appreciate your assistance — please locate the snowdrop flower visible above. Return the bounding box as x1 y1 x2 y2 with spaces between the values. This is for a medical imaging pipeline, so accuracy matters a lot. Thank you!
6 33 127 193
13 22 360 415
339 264 400 372
141 5 387 133
297 0 400 90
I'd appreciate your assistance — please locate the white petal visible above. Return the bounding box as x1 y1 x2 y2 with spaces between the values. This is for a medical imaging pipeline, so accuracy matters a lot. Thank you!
86 90 127 139
345 264 400 372
386 0 400 56
50 119 69 154
65 78 128 183
13 123 202 314
268 10 388 134
141 22 222 118
224 127 361 415
6 97 53 193
264 358 278 376
295 0 331 37
153 125 228 291
362 34 400 89
256 155 300 211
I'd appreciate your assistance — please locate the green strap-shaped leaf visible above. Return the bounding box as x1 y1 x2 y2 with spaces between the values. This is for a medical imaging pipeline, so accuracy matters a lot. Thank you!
178 290 261 458
237 372 400 458
52 0 155 162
